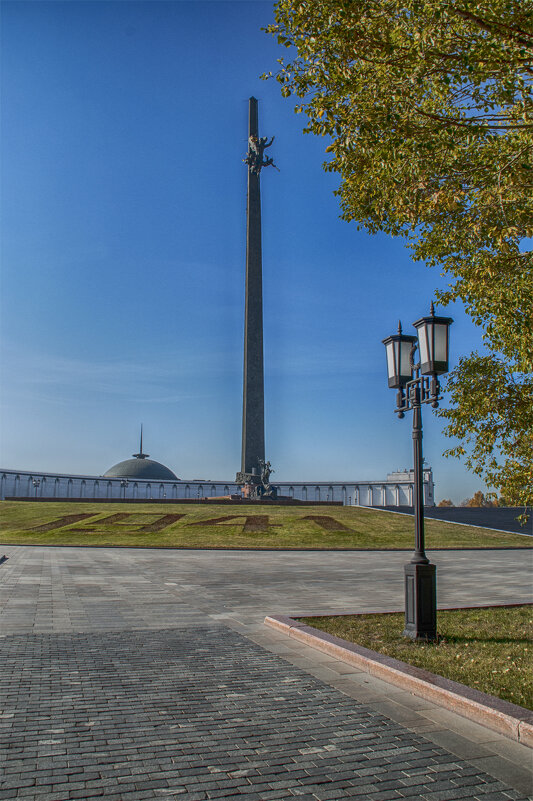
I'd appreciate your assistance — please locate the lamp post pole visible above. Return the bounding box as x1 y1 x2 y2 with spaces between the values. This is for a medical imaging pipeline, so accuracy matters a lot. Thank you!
402 382 436 640
383 304 453 641
411 390 426 565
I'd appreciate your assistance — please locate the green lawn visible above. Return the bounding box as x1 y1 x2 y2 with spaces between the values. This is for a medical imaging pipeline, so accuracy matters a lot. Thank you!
0 500 531 549
299 606 533 709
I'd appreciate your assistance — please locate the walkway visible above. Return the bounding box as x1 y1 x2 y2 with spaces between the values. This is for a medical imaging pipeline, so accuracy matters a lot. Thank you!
0 545 531 800
381 507 532 536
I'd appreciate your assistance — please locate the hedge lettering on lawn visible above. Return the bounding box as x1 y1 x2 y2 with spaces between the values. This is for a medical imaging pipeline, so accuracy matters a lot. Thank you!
30 512 353 534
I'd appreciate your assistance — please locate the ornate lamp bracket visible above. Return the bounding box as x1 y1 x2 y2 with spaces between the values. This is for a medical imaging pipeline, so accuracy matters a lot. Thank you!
409 342 420 372
395 343 441 419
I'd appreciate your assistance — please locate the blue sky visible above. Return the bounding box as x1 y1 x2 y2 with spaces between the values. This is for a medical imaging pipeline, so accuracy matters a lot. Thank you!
1 0 489 503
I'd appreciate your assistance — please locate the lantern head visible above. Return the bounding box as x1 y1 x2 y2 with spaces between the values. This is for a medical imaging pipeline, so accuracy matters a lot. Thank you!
382 322 417 388
413 303 453 376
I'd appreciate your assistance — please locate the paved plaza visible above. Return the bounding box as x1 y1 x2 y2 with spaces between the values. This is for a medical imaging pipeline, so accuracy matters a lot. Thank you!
0 545 532 799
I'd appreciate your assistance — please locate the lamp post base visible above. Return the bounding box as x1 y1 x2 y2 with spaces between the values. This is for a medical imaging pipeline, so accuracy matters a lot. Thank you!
403 562 437 641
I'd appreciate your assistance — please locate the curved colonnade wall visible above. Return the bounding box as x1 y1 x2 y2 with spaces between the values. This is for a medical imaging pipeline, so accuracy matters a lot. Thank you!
0 468 434 506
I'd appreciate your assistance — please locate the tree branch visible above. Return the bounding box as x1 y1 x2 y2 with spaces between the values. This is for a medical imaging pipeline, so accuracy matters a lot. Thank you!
453 8 533 50
414 108 533 129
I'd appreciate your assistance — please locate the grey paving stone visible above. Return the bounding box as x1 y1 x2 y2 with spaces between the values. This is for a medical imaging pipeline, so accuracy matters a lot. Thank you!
398 786 434 797
1 627 529 801
1 545 532 801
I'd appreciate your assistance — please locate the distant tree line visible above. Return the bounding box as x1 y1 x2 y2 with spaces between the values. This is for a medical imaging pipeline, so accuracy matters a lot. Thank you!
438 491 516 508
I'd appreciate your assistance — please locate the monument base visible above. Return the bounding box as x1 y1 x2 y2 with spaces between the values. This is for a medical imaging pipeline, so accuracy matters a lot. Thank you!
204 494 315 504
236 468 278 501
240 483 278 501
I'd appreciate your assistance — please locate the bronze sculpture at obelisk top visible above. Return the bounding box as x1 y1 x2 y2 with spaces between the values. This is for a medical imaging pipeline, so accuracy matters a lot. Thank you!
235 97 277 498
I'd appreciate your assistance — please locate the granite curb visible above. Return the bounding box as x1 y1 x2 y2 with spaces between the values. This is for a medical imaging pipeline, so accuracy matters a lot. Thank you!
264 609 533 748
1 542 531 551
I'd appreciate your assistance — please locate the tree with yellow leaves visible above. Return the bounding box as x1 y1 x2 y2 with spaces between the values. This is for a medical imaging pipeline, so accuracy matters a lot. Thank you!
266 0 532 507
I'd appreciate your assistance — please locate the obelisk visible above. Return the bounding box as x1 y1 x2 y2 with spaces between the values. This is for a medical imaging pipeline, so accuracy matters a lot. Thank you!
236 97 276 485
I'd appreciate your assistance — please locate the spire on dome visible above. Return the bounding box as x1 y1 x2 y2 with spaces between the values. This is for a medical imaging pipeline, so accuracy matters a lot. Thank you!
133 424 149 460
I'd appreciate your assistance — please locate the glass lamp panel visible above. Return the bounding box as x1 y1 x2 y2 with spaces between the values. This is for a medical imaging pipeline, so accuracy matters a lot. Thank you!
399 338 414 383
418 322 431 367
434 323 448 363
385 341 396 380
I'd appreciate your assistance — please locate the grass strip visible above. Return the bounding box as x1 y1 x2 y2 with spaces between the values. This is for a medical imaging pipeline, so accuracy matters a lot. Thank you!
299 605 533 709
0 501 531 549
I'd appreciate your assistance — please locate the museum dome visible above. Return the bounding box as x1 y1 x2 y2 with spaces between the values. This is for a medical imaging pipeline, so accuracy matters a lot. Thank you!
103 458 178 481
103 427 178 481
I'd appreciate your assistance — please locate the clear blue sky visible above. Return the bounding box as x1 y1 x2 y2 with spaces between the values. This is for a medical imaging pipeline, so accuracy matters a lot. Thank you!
1 0 488 503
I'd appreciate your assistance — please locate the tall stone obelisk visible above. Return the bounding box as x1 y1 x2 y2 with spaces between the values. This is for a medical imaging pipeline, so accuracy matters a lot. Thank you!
236 97 276 486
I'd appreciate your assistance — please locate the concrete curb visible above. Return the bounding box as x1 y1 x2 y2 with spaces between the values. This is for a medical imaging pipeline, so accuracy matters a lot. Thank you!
1 543 531 551
264 612 533 748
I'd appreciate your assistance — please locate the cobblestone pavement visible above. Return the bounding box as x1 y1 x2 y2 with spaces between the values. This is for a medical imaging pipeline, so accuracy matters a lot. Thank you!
0 546 532 800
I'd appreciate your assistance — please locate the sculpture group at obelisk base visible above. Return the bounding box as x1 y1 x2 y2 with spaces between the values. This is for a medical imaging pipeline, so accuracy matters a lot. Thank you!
235 97 277 500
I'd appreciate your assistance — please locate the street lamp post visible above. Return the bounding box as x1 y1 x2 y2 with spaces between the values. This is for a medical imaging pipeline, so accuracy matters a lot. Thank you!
120 480 128 500
383 303 453 641
32 479 41 498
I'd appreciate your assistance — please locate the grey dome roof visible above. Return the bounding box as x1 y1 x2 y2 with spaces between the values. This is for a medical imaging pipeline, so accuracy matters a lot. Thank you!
103 458 178 481
103 428 178 481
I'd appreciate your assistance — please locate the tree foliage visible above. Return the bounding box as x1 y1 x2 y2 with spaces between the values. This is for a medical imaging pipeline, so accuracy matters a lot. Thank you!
265 0 533 506
461 490 495 506
443 354 533 506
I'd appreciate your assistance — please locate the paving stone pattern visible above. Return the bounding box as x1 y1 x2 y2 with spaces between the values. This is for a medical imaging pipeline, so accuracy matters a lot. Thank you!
2 547 531 635
1 546 531 799
0 625 529 800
